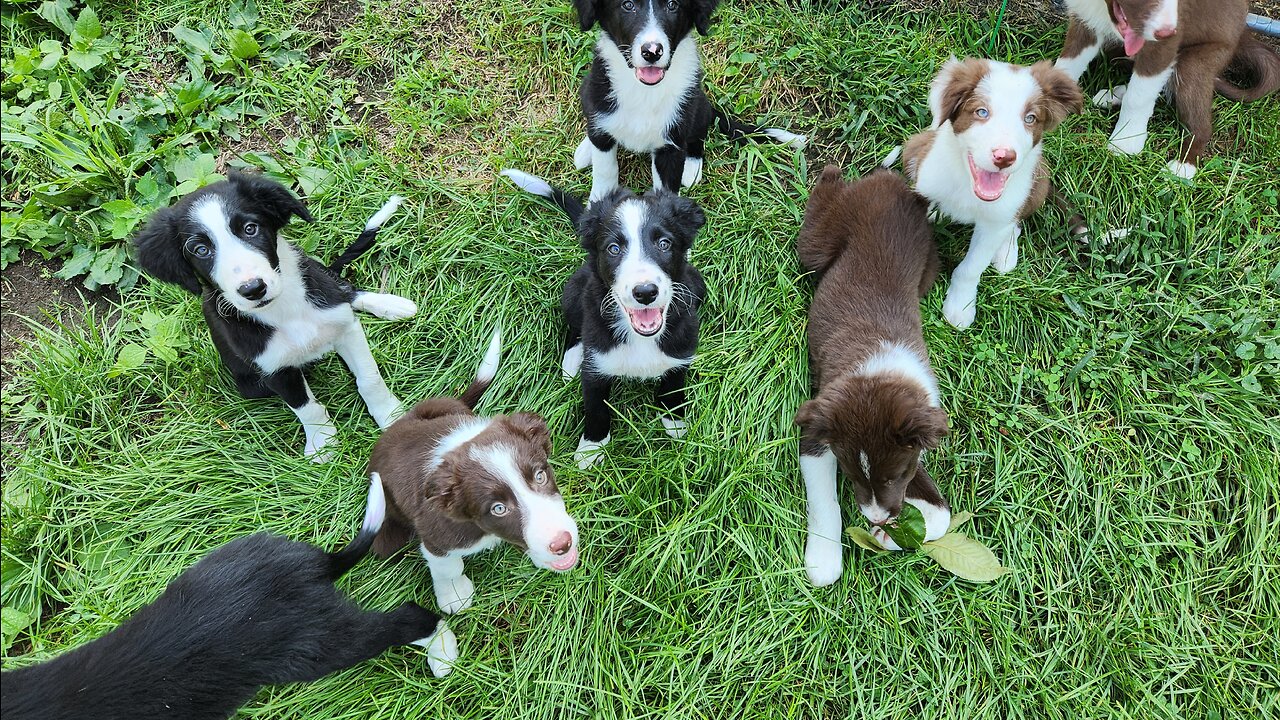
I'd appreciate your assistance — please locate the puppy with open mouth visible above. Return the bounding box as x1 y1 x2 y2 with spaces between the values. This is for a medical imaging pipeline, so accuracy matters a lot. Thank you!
502 169 706 470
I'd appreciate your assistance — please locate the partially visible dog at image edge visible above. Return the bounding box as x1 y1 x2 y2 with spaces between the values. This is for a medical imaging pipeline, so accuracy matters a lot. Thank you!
132 172 417 460
0 475 457 720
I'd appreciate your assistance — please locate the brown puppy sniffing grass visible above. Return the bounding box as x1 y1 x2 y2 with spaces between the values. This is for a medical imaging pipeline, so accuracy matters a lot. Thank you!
796 166 951 587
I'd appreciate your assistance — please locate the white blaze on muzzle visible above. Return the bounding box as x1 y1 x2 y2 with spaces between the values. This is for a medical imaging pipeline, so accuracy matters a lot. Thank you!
632 4 671 84
474 446 580 572
190 197 281 310
612 200 671 337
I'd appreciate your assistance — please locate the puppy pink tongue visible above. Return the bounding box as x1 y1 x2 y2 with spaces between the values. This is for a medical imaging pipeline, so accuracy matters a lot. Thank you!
1114 5 1144 55
630 307 662 332
636 66 665 85
968 156 1007 201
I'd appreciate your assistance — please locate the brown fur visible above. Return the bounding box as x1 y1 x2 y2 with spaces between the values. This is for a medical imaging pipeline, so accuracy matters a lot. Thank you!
369 397 557 558
939 58 991 132
1062 0 1279 168
795 166 949 519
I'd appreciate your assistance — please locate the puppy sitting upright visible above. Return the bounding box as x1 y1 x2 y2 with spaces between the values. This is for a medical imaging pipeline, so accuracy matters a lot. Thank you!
572 0 804 202
371 330 581 616
795 166 951 588
502 169 705 470
133 172 416 459
897 57 1082 330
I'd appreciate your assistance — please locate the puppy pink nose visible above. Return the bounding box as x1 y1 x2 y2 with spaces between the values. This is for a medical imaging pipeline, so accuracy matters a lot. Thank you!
1153 26 1176 40
991 148 1017 169
549 531 573 556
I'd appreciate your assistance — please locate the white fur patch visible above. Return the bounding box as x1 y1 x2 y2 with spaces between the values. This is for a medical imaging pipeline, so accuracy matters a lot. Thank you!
574 137 594 169
191 197 279 312
858 450 871 478
562 342 584 379
476 327 502 385
859 342 940 406
430 417 493 472
363 473 387 535
1054 40 1101 82
352 292 416 320
293 399 337 462
471 445 578 570
1108 66 1173 156
680 156 703 188
588 338 691 380
800 449 842 587
500 169 553 197
881 146 902 168
660 415 687 438
364 195 402 231
574 434 610 470
1166 160 1196 180
1092 85 1127 108
763 128 806 148
412 621 458 678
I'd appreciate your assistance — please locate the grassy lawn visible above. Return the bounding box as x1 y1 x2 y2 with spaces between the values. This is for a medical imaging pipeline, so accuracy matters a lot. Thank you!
2 0 1278 718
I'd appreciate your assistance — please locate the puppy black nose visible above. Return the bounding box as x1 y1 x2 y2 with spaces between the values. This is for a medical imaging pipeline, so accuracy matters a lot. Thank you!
640 43 663 63
237 278 267 301
632 283 659 305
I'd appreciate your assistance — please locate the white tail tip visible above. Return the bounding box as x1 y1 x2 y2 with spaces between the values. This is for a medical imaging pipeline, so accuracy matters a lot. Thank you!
764 128 806 149
362 472 387 535
365 196 403 231
881 146 902 168
500 169 554 197
476 327 502 384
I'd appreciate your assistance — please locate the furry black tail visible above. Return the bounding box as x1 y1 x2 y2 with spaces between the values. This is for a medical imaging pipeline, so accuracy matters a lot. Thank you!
328 196 404 274
459 327 502 409
329 473 387 578
1215 34 1280 102
500 169 585 226
712 106 807 148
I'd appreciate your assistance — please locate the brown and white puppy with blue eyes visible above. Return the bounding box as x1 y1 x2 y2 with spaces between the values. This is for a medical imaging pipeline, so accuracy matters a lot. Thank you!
133 171 416 460
370 330 581 615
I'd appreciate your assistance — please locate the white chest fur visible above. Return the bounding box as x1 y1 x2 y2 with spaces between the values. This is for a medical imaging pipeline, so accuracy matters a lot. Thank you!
1064 0 1123 42
593 35 701 152
588 334 691 380
247 247 357 373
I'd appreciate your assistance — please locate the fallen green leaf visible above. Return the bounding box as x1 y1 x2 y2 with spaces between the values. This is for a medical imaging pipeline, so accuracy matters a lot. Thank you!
880 503 925 550
921 532 1011 583
947 510 973 533
846 526 887 553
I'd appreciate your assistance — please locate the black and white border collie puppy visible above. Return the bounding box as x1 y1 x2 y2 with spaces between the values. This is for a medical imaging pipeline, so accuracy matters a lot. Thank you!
134 172 416 460
501 169 705 470
572 0 805 202
0 476 456 720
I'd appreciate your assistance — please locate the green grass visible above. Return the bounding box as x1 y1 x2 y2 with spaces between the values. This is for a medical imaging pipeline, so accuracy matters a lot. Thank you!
3 1 1279 718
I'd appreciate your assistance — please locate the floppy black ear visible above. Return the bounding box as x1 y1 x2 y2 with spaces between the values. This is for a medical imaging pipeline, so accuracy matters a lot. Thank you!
228 171 314 227
576 189 631 251
133 206 202 295
573 0 599 31
693 0 721 35
656 192 706 250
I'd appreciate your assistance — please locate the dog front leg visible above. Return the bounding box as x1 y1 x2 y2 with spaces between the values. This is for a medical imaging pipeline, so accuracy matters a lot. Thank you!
943 221 1012 330
655 367 689 438
575 371 613 470
1054 20 1101 82
799 433 842 587
352 291 417 320
871 464 952 550
334 324 402 428
420 545 474 614
265 367 337 461
1107 53 1176 156
587 133 619 204
652 145 686 194
989 222 1022 274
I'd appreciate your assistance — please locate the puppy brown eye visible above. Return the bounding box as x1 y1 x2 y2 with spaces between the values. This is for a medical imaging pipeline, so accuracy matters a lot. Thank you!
607 243 623 256
656 238 672 251
490 502 508 517
534 469 548 485
975 108 989 119
243 222 259 237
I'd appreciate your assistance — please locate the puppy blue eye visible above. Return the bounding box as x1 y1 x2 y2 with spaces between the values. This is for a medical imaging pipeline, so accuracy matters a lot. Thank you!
976 108 989 119
666 0 679 10
1023 113 1037 124
491 502 508 517
186 240 211 258
622 0 635 11
243 222 259 237
656 238 672 251
534 469 548 485
607 243 622 256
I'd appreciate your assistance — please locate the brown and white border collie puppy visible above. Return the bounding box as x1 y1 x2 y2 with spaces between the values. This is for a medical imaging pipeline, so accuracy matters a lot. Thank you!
369 330 580 615
1055 0 1280 179
795 166 951 587
896 57 1082 330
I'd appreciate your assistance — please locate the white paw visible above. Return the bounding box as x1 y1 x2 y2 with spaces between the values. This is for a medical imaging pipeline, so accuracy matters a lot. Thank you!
574 434 610 470
1107 129 1147 156
680 157 704 188
561 343 583 380
413 621 458 678
574 137 593 170
942 288 977 330
764 128 807 149
1092 85 1126 108
990 238 1018 274
918 504 951 543
355 293 417 320
661 416 687 439
1166 160 1197 180
370 397 404 429
871 526 905 551
804 537 843 587
434 575 475 615
303 423 338 462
